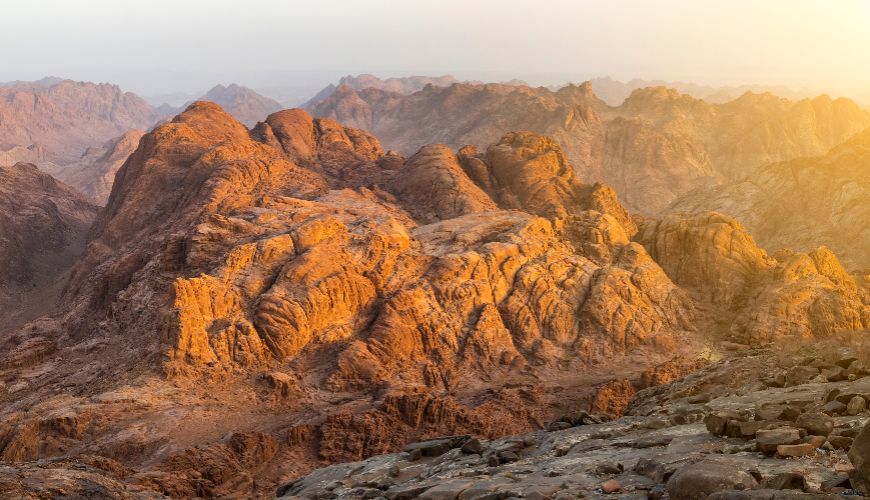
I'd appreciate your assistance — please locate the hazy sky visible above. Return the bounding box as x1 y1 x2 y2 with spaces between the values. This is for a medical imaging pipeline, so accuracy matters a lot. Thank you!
3 0 870 99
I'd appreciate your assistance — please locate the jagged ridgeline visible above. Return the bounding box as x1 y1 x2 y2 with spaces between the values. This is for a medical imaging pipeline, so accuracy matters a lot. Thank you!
0 101 866 497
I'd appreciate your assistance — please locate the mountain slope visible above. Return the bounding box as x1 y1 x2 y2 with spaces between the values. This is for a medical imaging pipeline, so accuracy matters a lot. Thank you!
670 128 870 270
0 163 98 331
308 82 870 214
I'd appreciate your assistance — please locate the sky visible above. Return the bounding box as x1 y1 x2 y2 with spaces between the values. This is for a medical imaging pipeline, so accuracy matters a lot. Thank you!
3 0 870 101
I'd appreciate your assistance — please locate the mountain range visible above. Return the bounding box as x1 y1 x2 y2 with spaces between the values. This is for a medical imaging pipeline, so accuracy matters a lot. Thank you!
0 101 865 497
308 81 870 214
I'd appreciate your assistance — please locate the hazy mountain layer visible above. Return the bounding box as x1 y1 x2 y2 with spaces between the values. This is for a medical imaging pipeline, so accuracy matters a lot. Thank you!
670 129 870 270
0 79 158 164
308 82 870 214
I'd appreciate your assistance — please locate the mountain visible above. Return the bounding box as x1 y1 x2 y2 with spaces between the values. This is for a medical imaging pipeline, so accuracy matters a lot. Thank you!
305 74 529 108
308 82 870 214
0 163 98 331
670 128 870 271
193 83 284 127
305 74 463 105
0 79 159 164
45 130 146 205
0 103 864 497
589 76 825 106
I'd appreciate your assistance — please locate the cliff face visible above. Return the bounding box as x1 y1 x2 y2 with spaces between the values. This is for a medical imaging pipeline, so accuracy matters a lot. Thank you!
0 79 158 164
0 104 865 497
670 128 870 271
308 83 870 214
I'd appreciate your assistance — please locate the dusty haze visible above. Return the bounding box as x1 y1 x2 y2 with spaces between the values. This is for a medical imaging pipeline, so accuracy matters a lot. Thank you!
2 0 869 102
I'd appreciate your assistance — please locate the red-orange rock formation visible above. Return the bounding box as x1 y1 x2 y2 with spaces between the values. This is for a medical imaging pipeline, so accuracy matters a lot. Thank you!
637 212 868 343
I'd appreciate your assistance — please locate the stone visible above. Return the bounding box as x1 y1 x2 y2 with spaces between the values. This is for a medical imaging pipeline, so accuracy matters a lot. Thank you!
776 443 815 457
756 428 802 454
460 438 483 455
404 436 470 458
601 479 621 493
821 400 846 416
795 412 833 436
848 422 870 492
847 396 866 416
784 366 819 386
827 435 853 450
760 472 806 490
805 435 826 448
705 412 742 436
666 461 757 499
419 480 475 500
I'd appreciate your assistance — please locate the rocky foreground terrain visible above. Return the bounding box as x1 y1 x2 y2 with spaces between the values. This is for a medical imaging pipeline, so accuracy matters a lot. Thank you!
308 82 870 214
670 128 870 271
280 341 870 499
0 102 866 498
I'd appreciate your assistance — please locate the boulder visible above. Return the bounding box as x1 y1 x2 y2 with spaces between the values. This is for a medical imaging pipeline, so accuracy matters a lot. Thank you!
666 461 757 500
756 428 802 454
821 400 847 416
849 422 870 493
847 396 867 416
795 412 833 436
785 366 819 386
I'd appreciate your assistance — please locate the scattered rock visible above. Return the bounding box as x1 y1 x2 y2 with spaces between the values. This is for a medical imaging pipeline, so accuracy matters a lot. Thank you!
795 412 833 436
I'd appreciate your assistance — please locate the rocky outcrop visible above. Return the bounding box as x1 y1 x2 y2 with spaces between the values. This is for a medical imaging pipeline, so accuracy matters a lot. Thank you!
0 79 158 164
309 82 870 214
670 128 870 270
638 212 868 344
0 163 98 331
